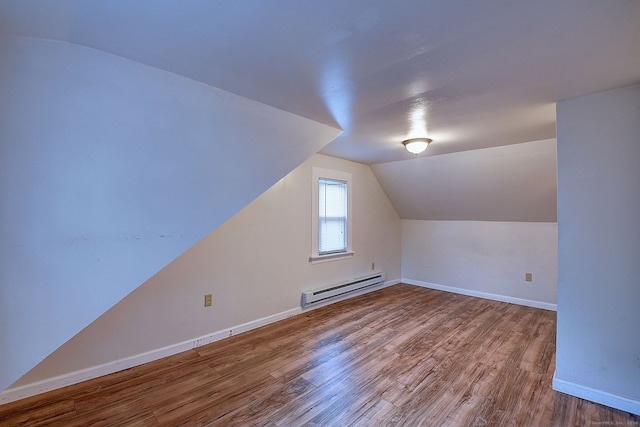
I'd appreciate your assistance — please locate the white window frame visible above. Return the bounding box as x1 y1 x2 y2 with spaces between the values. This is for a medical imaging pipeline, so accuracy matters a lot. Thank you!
310 167 353 263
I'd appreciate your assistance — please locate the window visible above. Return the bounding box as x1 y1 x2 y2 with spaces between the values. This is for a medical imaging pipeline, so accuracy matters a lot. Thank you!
311 167 353 263
318 178 347 254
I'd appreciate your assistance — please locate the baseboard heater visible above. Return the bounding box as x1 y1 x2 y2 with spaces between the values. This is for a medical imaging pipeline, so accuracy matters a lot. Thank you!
302 272 386 307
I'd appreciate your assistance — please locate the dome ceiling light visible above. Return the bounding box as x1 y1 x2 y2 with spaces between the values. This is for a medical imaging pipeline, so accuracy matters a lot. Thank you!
402 138 432 155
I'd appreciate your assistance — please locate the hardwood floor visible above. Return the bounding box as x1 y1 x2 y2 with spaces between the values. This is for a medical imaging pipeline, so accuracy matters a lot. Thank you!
1 284 638 426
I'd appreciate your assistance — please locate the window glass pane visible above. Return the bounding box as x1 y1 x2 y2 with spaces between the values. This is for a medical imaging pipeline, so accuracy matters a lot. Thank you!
319 178 347 254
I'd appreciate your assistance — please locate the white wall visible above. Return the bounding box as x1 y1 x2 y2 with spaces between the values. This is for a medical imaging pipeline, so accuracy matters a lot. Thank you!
10 153 401 388
402 220 557 309
554 84 640 414
0 35 340 391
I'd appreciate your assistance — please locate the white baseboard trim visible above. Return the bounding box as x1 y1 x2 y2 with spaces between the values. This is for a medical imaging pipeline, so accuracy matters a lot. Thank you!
0 278 403 405
553 375 640 416
0 307 302 405
403 278 557 311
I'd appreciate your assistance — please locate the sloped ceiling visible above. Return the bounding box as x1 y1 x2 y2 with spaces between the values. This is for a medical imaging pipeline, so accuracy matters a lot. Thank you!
0 0 638 164
0 35 340 392
372 139 557 222
1 1 637 225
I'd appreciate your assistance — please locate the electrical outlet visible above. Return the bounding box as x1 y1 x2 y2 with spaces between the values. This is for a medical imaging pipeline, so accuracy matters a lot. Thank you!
371 262 375 270
525 273 533 282
204 293 212 307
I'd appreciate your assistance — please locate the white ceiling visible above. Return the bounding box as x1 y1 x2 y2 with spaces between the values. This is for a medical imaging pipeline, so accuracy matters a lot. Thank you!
1 0 639 164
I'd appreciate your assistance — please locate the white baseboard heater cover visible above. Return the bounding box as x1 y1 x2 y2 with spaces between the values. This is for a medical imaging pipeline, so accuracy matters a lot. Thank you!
302 272 386 307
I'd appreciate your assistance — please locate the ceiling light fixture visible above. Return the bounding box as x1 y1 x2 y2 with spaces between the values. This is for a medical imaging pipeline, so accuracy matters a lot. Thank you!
402 137 432 155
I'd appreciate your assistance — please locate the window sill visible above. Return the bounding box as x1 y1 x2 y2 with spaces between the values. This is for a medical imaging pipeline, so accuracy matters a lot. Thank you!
309 251 355 264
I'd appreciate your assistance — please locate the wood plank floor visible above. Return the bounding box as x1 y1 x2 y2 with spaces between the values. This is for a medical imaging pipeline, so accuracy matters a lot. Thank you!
1 284 638 426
